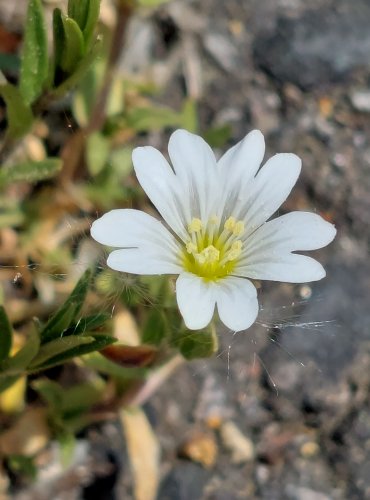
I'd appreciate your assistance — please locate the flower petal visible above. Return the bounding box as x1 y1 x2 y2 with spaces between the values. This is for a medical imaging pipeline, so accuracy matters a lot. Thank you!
218 129 265 186
168 129 219 222
215 277 258 332
237 153 302 235
107 248 182 275
91 209 179 256
176 272 216 330
242 212 337 256
132 146 188 240
236 254 326 283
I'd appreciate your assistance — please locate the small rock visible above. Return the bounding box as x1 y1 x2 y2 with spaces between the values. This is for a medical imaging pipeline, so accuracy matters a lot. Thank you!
220 421 255 464
180 431 218 469
254 0 370 89
350 89 370 112
300 441 320 458
286 485 332 500
203 32 240 72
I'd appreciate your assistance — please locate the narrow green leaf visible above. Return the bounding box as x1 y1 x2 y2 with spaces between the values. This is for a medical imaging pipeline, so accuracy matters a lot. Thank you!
0 327 40 373
51 37 102 98
29 336 95 369
175 324 218 360
86 132 110 176
0 158 62 188
68 0 100 48
81 0 100 48
68 0 89 30
41 269 92 343
63 313 111 336
19 0 49 105
83 351 147 380
60 15 85 74
0 83 33 139
52 8 65 82
0 305 12 362
36 334 116 369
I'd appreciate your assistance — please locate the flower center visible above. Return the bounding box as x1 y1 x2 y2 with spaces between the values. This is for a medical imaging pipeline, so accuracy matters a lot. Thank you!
182 216 245 281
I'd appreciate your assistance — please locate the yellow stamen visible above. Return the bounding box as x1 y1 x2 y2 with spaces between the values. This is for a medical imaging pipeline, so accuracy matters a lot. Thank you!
186 241 197 254
183 216 245 281
188 218 203 233
195 245 220 265
224 217 236 232
233 221 245 236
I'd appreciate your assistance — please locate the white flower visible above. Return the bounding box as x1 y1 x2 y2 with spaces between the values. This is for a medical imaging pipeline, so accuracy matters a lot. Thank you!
91 129 336 332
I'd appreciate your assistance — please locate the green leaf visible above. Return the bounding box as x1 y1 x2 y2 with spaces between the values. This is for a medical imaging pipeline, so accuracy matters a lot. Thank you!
142 309 168 346
86 132 110 176
60 378 105 413
69 0 101 48
203 124 232 148
7 455 37 480
0 375 20 393
0 327 40 373
32 379 63 412
58 432 76 467
63 313 111 336
41 269 92 343
175 324 218 360
0 83 33 139
0 158 62 188
180 98 198 132
83 352 147 380
37 334 116 369
19 0 48 105
52 8 65 80
0 306 12 362
29 336 96 369
60 15 85 74
126 106 184 132
51 37 102 98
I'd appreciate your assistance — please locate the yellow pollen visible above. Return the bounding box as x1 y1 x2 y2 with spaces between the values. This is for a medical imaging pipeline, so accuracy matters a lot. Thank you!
195 245 220 265
224 217 236 231
188 218 203 233
210 215 219 224
233 221 245 236
186 241 197 254
231 240 243 252
225 239 243 261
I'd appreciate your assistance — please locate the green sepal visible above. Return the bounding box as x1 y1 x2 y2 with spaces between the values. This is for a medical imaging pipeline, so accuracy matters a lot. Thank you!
19 0 49 105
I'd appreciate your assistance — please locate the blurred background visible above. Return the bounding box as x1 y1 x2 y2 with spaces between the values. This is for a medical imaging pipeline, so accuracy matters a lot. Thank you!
0 0 370 498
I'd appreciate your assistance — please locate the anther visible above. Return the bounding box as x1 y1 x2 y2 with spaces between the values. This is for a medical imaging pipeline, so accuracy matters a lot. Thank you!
224 217 236 232
188 218 203 233
233 221 245 236
186 241 197 254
